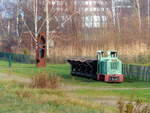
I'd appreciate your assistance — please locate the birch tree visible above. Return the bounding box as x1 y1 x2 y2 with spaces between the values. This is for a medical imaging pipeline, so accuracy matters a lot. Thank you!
34 0 38 39
16 0 19 37
131 0 142 32
136 0 141 32
111 0 116 27
46 0 50 57
148 0 150 28
116 8 121 32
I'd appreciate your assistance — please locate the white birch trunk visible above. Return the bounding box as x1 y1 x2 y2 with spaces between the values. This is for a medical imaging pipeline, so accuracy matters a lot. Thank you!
34 0 38 38
8 20 10 35
46 0 50 57
148 0 150 27
16 0 19 37
112 0 116 27
116 8 121 32
136 0 142 32
117 0 121 32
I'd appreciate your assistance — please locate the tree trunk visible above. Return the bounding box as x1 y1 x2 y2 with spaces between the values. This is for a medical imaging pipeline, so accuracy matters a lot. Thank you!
116 8 121 32
136 0 142 32
111 0 116 27
16 0 19 37
8 20 10 35
46 0 50 57
148 0 150 28
34 0 38 38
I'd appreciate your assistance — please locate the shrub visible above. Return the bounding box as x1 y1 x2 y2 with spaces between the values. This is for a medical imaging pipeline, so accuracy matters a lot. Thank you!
117 98 125 113
117 98 150 113
30 72 62 89
23 48 30 55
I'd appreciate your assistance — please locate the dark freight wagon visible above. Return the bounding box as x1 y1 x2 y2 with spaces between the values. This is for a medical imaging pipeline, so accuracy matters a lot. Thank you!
67 50 124 83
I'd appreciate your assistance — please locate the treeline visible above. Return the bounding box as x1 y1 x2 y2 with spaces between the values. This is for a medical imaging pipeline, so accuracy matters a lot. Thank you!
0 0 149 63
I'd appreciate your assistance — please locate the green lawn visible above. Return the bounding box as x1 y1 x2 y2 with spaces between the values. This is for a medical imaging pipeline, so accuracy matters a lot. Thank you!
0 81 106 113
0 60 150 113
73 89 150 103
0 60 150 88
0 80 149 113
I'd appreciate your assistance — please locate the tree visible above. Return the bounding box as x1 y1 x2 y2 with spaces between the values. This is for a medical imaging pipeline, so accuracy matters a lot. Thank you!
148 0 150 28
46 0 50 57
131 0 142 32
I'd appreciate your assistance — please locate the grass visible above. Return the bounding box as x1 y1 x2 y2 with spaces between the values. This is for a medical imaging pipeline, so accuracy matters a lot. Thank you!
0 81 108 113
0 90 102 113
0 60 150 88
73 89 150 103
0 80 149 113
0 61 150 113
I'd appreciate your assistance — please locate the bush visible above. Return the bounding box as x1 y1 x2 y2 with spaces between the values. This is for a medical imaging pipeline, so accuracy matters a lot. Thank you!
117 98 150 113
30 72 62 89
23 48 30 55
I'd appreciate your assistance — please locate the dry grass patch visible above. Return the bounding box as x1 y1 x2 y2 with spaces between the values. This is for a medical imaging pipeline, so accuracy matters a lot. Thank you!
30 72 62 89
117 98 150 113
15 90 33 99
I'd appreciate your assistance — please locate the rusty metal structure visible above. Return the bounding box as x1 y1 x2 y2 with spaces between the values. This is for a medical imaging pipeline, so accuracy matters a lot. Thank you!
36 32 46 68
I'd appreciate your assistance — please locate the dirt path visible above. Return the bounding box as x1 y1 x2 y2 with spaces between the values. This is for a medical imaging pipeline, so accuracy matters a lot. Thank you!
0 73 32 83
0 73 150 91
61 85 150 91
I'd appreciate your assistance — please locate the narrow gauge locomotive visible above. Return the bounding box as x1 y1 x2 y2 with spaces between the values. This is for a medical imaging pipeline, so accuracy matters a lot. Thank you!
67 50 124 83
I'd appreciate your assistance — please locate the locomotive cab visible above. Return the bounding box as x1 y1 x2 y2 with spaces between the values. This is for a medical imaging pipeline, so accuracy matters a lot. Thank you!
107 51 122 75
97 50 124 83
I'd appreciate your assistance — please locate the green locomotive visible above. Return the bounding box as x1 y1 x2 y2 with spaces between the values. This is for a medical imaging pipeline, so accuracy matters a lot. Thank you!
67 50 124 83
